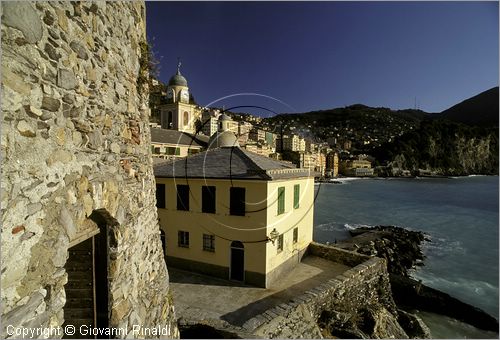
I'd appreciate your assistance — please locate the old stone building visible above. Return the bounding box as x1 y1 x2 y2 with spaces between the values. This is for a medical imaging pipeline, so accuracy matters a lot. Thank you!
1 1 177 338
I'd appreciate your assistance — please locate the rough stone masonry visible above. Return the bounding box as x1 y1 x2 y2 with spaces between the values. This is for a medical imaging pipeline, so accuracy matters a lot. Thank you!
1 1 178 338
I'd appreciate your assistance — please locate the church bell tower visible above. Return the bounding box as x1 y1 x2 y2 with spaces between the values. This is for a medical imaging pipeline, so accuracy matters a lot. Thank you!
160 60 199 133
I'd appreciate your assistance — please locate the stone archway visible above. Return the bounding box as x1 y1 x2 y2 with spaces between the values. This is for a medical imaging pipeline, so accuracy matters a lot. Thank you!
63 209 118 338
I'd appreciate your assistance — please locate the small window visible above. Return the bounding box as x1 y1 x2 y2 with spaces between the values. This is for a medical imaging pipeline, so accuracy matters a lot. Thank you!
177 185 189 211
156 184 166 209
202 186 216 214
293 227 298 243
230 187 246 216
277 234 283 253
277 187 285 215
203 234 215 252
293 184 300 209
178 231 189 248
175 147 180 156
167 111 173 128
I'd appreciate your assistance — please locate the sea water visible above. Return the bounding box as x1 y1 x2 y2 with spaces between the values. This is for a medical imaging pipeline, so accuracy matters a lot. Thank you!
313 176 499 338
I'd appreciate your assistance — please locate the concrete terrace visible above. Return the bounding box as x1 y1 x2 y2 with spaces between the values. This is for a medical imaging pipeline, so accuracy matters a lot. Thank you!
168 255 351 327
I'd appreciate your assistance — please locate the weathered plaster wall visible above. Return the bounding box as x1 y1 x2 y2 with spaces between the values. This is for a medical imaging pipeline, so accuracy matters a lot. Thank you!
241 244 408 339
1 1 178 338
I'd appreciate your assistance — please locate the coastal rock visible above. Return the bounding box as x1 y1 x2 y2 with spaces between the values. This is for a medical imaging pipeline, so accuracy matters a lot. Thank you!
339 225 426 276
337 225 499 333
318 306 409 339
397 309 432 339
391 274 499 332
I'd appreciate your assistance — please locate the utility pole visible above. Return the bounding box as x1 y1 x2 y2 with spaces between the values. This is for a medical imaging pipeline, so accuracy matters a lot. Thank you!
280 124 284 154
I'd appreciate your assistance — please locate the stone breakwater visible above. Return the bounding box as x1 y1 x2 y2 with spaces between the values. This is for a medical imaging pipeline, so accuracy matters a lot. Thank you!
241 243 429 339
337 225 427 276
1 1 177 338
337 226 499 333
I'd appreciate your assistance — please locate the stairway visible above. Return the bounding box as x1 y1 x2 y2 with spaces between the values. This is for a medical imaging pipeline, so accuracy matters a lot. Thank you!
63 237 95 338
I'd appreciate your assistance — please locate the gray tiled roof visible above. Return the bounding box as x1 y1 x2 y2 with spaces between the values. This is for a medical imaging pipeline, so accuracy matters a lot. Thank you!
154 147 314 180
151 128 208 148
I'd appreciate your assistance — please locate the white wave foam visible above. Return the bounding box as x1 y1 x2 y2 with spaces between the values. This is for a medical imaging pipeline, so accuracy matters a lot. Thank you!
315 222 347 232
333 177 363 184
421 235 466 257
414 272 498 301
343 223 375 230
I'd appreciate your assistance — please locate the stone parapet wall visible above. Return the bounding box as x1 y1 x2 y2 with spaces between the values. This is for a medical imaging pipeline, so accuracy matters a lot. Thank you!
308 241 371 267
242 243 403 338
1 1 177 338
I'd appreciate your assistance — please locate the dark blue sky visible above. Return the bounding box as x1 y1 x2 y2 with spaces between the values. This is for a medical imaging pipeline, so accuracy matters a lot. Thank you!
146 1 498 116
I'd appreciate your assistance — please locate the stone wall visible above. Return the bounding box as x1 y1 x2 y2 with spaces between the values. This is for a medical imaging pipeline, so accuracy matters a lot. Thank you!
308 241 371 267
241 243 408 338
1 1 178 338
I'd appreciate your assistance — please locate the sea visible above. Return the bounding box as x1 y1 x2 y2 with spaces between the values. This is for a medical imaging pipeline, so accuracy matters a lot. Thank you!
313 176 499 339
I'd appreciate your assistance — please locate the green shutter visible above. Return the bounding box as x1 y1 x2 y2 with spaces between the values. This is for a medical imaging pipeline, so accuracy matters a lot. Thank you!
294 184 300 209
278 187 285 215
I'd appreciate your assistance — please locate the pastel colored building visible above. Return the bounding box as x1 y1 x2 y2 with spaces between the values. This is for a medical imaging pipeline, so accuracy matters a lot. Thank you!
154 127 315 288
150 128 208 160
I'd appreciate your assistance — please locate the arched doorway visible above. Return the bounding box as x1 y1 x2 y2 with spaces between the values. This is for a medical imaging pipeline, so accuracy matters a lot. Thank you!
230 241 244 282
63 209 115 338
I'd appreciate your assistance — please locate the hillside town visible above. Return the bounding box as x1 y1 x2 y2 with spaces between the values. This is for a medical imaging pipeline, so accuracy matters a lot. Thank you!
149 63 374 178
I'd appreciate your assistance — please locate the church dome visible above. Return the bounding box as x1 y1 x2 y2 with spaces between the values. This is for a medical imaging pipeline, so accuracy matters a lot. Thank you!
208 130 239 149
168 72 188 87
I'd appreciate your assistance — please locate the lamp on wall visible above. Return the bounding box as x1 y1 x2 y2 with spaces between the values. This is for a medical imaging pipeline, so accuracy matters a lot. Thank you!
268 228 279 245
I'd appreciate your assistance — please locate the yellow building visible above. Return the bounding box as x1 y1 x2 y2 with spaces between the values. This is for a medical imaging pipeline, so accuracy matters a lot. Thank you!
339 158 374 176
151 127 208 160
244 142 273 158
326 152 339 177
283 134 306 152
154 128 315 288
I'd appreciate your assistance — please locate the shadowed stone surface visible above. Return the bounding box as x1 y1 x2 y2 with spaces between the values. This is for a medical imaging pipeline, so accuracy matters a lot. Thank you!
170 256 350 326
1 2 178 338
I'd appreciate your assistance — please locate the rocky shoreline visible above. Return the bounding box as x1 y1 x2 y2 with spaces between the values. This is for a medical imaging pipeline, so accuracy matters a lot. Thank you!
334 225 499 334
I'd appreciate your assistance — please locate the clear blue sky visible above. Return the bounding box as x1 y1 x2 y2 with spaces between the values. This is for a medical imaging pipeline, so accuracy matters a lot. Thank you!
146 1 498 116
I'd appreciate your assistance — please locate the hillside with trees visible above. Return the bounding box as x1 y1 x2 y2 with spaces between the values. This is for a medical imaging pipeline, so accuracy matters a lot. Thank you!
261 105 428 153
372 119 498 176
259 88 498 176
439 87 499 127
